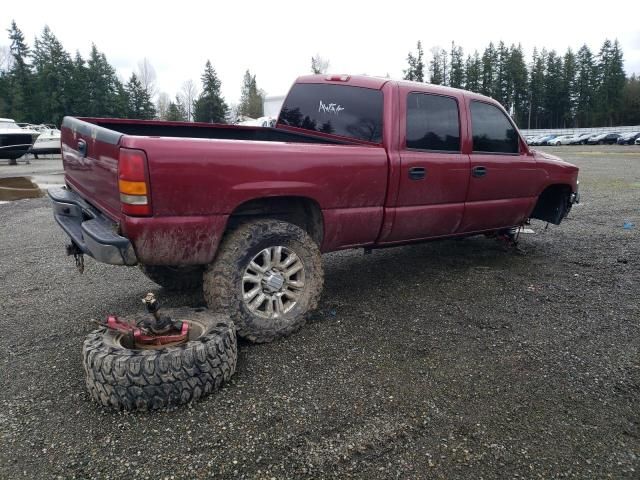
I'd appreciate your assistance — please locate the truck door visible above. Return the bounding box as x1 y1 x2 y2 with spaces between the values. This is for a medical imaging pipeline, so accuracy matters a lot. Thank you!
460 99 543 232
382 90 470 242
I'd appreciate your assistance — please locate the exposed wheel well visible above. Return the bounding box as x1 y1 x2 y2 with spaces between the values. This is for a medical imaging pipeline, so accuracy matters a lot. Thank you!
530 184 572 225
227 196 324 245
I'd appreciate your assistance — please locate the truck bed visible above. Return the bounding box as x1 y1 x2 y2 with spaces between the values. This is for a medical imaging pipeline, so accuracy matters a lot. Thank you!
83 117 351 145
60 116 389 265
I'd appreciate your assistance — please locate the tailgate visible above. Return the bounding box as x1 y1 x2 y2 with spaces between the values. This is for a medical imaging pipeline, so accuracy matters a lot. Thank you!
60 117 123 221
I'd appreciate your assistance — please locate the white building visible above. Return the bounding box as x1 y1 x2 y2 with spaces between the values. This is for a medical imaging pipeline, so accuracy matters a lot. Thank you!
263 95 285 119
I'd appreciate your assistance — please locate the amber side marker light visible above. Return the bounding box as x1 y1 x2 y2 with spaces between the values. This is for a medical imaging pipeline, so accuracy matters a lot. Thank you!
118 148 151 216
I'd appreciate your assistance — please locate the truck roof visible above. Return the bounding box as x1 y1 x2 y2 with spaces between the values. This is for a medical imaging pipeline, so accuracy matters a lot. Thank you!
295 74 495 104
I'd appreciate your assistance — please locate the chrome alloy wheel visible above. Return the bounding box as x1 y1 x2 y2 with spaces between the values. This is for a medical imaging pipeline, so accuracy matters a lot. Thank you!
242 246 305 319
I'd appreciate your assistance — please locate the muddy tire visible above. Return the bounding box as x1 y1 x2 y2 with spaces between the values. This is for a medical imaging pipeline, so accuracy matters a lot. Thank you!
139 265 203 291
203 219 323 343
82 307 236 411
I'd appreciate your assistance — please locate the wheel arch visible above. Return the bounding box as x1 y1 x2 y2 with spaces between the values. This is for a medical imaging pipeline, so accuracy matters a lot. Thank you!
226 196 324 246
530 184 573 225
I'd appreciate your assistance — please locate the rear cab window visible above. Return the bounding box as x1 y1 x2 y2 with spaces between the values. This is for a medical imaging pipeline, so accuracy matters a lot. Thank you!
406 93 460 151
278 83 383 143
470 101 519 154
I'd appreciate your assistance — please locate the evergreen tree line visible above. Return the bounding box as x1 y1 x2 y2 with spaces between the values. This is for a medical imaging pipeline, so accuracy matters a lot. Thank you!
0 21 265 125
404 39 639 129
2 20 638 129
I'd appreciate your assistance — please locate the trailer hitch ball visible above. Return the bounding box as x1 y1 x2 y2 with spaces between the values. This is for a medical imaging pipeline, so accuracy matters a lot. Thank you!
141 292 183 334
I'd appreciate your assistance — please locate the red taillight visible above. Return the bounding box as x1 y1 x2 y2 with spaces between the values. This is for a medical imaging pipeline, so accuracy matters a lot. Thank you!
118 148 151 216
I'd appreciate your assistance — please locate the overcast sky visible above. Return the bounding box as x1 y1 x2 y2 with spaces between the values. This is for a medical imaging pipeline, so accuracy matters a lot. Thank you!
4 0 640 105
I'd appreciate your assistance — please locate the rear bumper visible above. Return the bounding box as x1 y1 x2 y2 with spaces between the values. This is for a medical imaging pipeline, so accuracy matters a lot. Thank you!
48 187 137 266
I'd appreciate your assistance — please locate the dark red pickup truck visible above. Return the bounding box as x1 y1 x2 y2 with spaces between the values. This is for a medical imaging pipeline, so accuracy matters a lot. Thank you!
49 74 579 342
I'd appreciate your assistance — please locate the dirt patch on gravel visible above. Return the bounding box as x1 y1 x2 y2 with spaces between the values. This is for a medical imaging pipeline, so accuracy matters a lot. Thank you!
0 145 638 479
0 176 43 201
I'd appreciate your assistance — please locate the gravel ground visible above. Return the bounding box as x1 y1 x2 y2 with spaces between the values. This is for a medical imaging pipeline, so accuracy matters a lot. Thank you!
0 145 638 479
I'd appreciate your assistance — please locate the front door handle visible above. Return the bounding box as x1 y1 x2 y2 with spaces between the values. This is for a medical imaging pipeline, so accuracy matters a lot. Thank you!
408 166 426 180
472 166 487 177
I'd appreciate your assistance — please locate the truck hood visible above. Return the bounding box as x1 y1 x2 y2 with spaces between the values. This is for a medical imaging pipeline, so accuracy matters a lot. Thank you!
532 149 578 171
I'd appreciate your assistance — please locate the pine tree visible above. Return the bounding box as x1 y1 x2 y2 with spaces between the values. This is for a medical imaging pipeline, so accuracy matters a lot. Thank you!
528 48 546 129
113 79 129 118
238 70 264 118
544 50 564 128
166 96 187 121
494 41 510 106
464 51 481 92
449 42 465 88
508 44 528 126
480 42 497 96
193 60 228 123
560 48 577 127
31 26 74 125
575 45 596 127
86 44 122 117
403 41 424 82
440 48 449 86
125 73 155 119
621 74 640 125
69 51 89 116
429 46 444 85
595 39 626 126
6 20 33 124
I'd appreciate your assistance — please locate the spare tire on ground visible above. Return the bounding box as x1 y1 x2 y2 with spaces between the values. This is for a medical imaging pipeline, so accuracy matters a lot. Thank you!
82 307 236 411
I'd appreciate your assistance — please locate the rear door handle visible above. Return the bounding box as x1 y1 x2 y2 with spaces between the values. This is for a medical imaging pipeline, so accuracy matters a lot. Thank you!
408 166 426 180
472 166 487 178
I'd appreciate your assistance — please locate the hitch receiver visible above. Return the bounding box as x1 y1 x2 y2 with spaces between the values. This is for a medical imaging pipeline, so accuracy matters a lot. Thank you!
66 243 84 274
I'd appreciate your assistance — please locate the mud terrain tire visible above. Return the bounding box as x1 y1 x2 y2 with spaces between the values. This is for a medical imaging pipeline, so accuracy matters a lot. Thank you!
139 265 203 291
82 307 236 411
203 220 323 343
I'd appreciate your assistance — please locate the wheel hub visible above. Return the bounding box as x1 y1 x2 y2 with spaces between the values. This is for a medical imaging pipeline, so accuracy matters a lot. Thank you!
262 270 285 293
242 246 306 319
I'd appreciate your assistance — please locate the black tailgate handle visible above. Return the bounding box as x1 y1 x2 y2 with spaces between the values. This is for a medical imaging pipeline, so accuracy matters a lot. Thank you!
472 166 487 178
77 139 87 157
408 166 426 180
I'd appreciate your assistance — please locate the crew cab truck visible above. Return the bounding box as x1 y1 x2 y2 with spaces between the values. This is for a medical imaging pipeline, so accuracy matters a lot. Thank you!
49 74 579 343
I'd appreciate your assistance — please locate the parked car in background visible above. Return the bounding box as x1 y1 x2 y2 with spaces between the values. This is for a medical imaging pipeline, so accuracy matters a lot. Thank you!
529 135 556 146
635 137 640 145
587 133 621 145
616 131 640 145
538 135 558 146
569 133 594 145
548 135 574 146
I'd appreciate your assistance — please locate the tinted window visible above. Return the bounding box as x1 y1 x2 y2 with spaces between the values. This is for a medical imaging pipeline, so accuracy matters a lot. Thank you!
278 84 383 143
470 101 519 153
406 93 460 151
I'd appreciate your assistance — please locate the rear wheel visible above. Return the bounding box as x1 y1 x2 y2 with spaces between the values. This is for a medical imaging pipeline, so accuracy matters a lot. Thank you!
139 265 203 291
203 219 323 343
